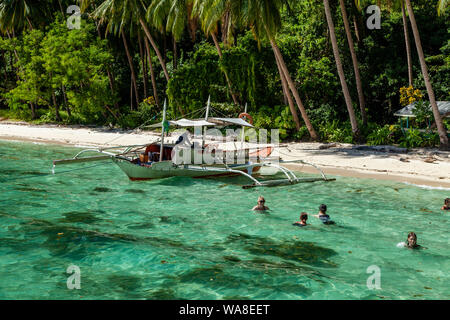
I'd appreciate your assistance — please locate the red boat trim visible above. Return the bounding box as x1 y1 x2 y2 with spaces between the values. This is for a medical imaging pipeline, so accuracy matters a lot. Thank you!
129 177 154 181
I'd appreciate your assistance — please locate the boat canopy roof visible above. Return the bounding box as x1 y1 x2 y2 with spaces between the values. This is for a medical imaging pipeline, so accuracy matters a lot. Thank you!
207 117 254 127
147 117 254 128
394 101 450 118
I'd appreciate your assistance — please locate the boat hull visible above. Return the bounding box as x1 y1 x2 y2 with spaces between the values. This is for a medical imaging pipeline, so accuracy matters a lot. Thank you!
112 157 260 181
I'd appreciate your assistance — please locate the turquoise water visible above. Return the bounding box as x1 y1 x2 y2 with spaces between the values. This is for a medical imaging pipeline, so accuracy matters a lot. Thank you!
0 140 448 300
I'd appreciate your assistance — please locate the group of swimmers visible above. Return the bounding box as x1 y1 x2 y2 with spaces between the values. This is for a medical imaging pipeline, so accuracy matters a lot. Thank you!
252 196 450 249
252 196 334 226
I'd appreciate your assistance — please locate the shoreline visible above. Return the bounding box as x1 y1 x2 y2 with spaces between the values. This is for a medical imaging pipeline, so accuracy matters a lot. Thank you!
1 121 449 189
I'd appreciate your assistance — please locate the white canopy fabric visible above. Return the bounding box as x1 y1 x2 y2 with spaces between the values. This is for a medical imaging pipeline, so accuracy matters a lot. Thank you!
147 117 254 128
148 119 216 128
208 117 254 128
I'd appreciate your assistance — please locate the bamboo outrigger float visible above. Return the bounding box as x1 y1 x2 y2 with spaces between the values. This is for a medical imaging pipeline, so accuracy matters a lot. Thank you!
52 99 335 188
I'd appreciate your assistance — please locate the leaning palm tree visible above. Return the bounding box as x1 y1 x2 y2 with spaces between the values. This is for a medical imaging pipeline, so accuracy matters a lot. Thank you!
323 0 360 140
238 0 318 140
404 0 448 149
192 0 241 105
82 0 170 83
83 0 141 109
339 0 367 126
147 0 197 74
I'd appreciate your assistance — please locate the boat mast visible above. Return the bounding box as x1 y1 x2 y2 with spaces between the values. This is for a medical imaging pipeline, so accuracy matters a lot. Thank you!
159 99 167 161
241 103 247 148
203 95 210 148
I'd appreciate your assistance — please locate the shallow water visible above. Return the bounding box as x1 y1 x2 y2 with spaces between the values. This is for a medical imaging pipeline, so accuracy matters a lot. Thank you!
0 140 448 300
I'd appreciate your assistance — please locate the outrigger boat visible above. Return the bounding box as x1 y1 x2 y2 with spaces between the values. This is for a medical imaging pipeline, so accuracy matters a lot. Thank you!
53 99 334 188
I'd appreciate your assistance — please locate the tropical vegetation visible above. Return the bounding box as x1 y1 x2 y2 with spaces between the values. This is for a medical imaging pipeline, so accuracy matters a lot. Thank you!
0 0 448 149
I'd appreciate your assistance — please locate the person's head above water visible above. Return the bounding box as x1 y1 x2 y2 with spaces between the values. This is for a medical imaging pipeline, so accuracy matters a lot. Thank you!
300 212 308 223
319 204 327 214
406 232 417 248
444 198 450 207
252 196 269 211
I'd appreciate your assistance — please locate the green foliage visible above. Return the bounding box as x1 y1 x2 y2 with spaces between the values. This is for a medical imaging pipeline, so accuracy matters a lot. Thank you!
367 124 401 146
0 0 447 147
253 105 296 139
318 120 353 144
119 102 160 129
412 101 434 127
399 128 440 148
167 42 226 115
1 16 117 124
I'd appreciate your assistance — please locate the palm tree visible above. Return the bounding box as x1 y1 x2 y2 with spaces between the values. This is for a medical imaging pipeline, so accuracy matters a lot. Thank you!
144 35 161 108
323 0 360 140
121 29 140 109
356 0 414 87
81 0 140 108
82 0 170 83
400 0 413 87
404 0 448 149
0 0 37 118
339 0 367 126
275 52 300 130
0 0 34 33
146 0 194 77
192 0 240 105
239 0 318 140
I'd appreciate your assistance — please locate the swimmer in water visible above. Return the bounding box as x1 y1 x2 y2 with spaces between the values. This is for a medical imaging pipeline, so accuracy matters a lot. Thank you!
441 198 450 210
252 196 269 211
293 212 308 227
313 204 334 224
405 232 421 249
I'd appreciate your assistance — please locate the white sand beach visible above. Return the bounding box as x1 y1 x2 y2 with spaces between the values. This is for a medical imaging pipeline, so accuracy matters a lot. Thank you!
0 121 449 188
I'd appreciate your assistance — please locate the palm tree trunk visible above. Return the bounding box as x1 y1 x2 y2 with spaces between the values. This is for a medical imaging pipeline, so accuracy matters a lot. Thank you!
121 30 139 110
405 0 448 149
30 102 36 120
95 22 120 112
138 32 148 99
26 16 33 30
61 85 71 118
323 0 360 140
57 0 64 15
1 50 7 82
52 91 62 122
353 16 360 44
274 53 300 130
339 0 367 126
401 1 413 87
211 32 239 105
130 76 134 110
144 37 161 109
106 68 120 112
267 33 318 140
140 18 170 82
173 36 177 70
